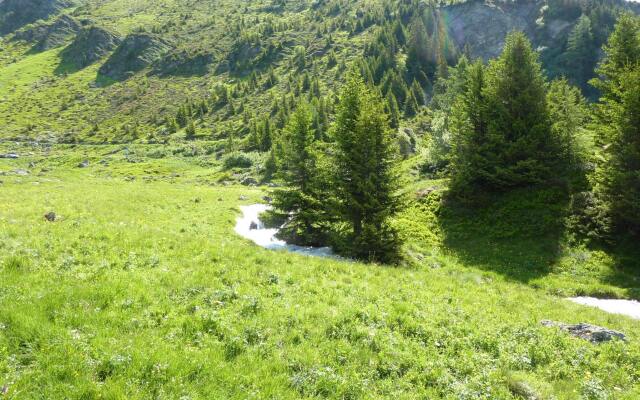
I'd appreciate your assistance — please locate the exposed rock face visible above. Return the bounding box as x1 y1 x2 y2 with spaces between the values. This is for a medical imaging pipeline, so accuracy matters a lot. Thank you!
151 50 213 77
441 0 541 61
0 0 72 36
12 14 80 51
60 26 121 69
98 33 172 81
541 320 626 343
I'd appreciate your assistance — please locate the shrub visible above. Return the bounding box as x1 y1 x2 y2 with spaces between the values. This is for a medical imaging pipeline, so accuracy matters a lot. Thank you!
222 151 253 169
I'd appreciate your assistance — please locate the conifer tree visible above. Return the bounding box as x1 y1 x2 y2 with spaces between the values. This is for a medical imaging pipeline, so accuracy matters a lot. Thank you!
332 70 403 263
592 15 640 234
185 120 196 139
591 13 640 101
566 15 596 93
480 31 556 189
546 78 588 166
450 60 489 191
270 102 325 244
385 92 400 129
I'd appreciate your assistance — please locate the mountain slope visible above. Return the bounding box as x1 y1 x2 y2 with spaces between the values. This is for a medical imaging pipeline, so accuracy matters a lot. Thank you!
0 0 637 143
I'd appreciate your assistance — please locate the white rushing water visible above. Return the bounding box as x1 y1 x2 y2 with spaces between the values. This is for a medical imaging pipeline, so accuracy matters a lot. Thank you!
235 204 337 258
568 297 640 319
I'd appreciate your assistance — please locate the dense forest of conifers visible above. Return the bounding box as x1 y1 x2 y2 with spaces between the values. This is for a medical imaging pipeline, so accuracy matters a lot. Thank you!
1 0 639 262
265 13 640 263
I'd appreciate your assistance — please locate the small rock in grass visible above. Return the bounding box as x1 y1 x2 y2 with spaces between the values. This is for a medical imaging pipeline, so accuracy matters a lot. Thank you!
541 320 626 343
416 187 438 199
77 160 89 168
12 169 29 176
239 195 248 201
241 177 258 186
0 153 19 159
44 212 57 222
262 196 273 203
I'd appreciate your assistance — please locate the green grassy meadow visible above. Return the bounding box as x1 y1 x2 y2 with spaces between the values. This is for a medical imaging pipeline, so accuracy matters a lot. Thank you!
1 143 639 399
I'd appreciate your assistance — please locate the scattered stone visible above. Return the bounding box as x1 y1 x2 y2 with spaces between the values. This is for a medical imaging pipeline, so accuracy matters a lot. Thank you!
0 153 19 159
249 221 258 230
262 196 273 203
239 195 248 201
416 187 438 199
541 320 626 343
77 160 89 168
12 169 30 176
44 212 57 222
241 177 258 186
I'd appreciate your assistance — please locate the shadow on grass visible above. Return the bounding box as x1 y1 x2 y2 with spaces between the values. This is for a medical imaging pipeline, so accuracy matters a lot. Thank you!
600 238 640 299
438 186 570 284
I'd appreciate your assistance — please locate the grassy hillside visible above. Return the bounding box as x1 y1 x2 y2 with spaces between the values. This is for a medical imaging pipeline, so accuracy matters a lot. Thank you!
1 0 637 143
1 142 639 399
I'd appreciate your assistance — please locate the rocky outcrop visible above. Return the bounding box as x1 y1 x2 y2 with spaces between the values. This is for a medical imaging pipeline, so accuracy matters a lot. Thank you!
60 26 121 69
0 0 72 36
441 0 541 61
98 33 172 81
541 320 626 343
151 50 213 77
11 14 80 51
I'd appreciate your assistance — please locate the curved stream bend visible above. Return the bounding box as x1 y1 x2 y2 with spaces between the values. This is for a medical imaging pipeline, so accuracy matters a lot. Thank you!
235 204 337 258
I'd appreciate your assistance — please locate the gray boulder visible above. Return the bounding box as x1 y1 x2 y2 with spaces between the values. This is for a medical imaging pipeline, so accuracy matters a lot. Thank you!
241 177 258 186
541 320 626 343
44 212 57 222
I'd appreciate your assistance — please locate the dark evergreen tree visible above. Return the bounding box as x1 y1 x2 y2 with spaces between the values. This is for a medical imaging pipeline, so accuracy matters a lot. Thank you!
592 15 640 235
450 60 489 191
185 120 196 139
332 70 403 263
566 15 597 95
547 78 588 167
479 31 556 189
270 102 325 244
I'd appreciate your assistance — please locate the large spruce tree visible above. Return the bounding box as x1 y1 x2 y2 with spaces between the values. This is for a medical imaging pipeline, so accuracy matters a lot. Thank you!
270 102 324 245
452 32 557 191
592 14 640 235
450 60 489 191
332 70 403 263
566 15 597 95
